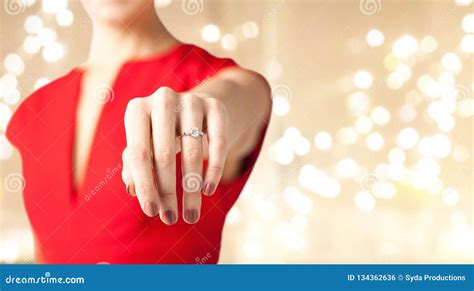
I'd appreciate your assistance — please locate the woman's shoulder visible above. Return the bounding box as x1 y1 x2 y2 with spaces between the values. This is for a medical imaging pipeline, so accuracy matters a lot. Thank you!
6 69 78 148
178 43 238 71
17 69 78 107
169 43 239 89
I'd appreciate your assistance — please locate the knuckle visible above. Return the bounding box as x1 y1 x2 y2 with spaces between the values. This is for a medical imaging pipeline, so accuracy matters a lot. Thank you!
159 191 176 201
184 148 202 162
125 99 146 120
181 93 200 107
206 97 223 108
208 165 224 175
127 98 144 111
136 184 155 196
184 191 201 198
153 90 175 105
155 86 175 97
129 147 150 163
122 148 128 160
161 94 176 108
121 169 130 182
155 148 175 165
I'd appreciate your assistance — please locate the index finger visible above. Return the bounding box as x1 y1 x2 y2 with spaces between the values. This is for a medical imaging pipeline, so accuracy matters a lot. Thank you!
124 98 159 217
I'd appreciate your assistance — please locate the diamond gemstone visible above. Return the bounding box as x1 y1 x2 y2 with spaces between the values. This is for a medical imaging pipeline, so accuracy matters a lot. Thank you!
190 127 200 137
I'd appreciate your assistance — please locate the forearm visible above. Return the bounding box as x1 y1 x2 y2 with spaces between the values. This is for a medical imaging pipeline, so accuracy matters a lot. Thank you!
192 67 272 160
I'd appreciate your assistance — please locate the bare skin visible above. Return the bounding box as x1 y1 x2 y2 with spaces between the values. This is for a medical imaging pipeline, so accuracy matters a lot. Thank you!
76 0 271 225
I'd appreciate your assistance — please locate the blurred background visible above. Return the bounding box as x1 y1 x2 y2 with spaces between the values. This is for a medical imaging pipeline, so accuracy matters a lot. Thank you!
0 0 473 264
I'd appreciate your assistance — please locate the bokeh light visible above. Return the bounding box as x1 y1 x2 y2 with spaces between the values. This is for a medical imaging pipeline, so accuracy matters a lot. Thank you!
314 131 333 151
201 24 221 43
393 35 418 58
366 29 385 47
1 0 472 265
353 70 374 89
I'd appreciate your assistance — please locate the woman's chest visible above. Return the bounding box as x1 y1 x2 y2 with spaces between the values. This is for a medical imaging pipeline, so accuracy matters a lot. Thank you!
72 68 122 192
22 57 212 236
22 65 188 223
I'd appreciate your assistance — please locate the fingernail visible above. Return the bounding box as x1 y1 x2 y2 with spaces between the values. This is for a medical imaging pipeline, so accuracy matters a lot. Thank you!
144 201 159 217
203 183 215 196
163 210 177 225
184 209 199 224
126 183 136 196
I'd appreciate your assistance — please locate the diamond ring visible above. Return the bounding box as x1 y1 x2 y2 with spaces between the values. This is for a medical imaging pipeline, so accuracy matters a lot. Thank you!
180 127 204 138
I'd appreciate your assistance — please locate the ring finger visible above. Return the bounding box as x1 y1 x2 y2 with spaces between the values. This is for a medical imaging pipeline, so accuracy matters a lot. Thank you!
179 94 204 224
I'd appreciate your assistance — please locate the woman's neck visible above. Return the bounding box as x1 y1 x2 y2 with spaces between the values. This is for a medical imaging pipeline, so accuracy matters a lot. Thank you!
86 12 179 68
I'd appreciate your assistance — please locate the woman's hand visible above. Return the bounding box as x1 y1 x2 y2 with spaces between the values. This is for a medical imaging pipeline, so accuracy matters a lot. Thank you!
121 68 272 226
121 87 228 225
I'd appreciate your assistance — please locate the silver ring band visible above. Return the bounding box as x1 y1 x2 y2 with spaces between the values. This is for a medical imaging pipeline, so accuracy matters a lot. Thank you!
180 127 204 138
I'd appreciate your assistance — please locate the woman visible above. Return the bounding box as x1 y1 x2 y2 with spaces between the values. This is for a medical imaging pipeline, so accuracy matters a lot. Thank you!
6 0 271 264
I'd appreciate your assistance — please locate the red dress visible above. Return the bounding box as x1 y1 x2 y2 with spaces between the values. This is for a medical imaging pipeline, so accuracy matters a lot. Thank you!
6 44 266 264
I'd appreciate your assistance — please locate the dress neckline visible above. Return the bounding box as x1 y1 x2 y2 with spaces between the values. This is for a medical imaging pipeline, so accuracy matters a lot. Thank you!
67 43 191 194
71 43 191 74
